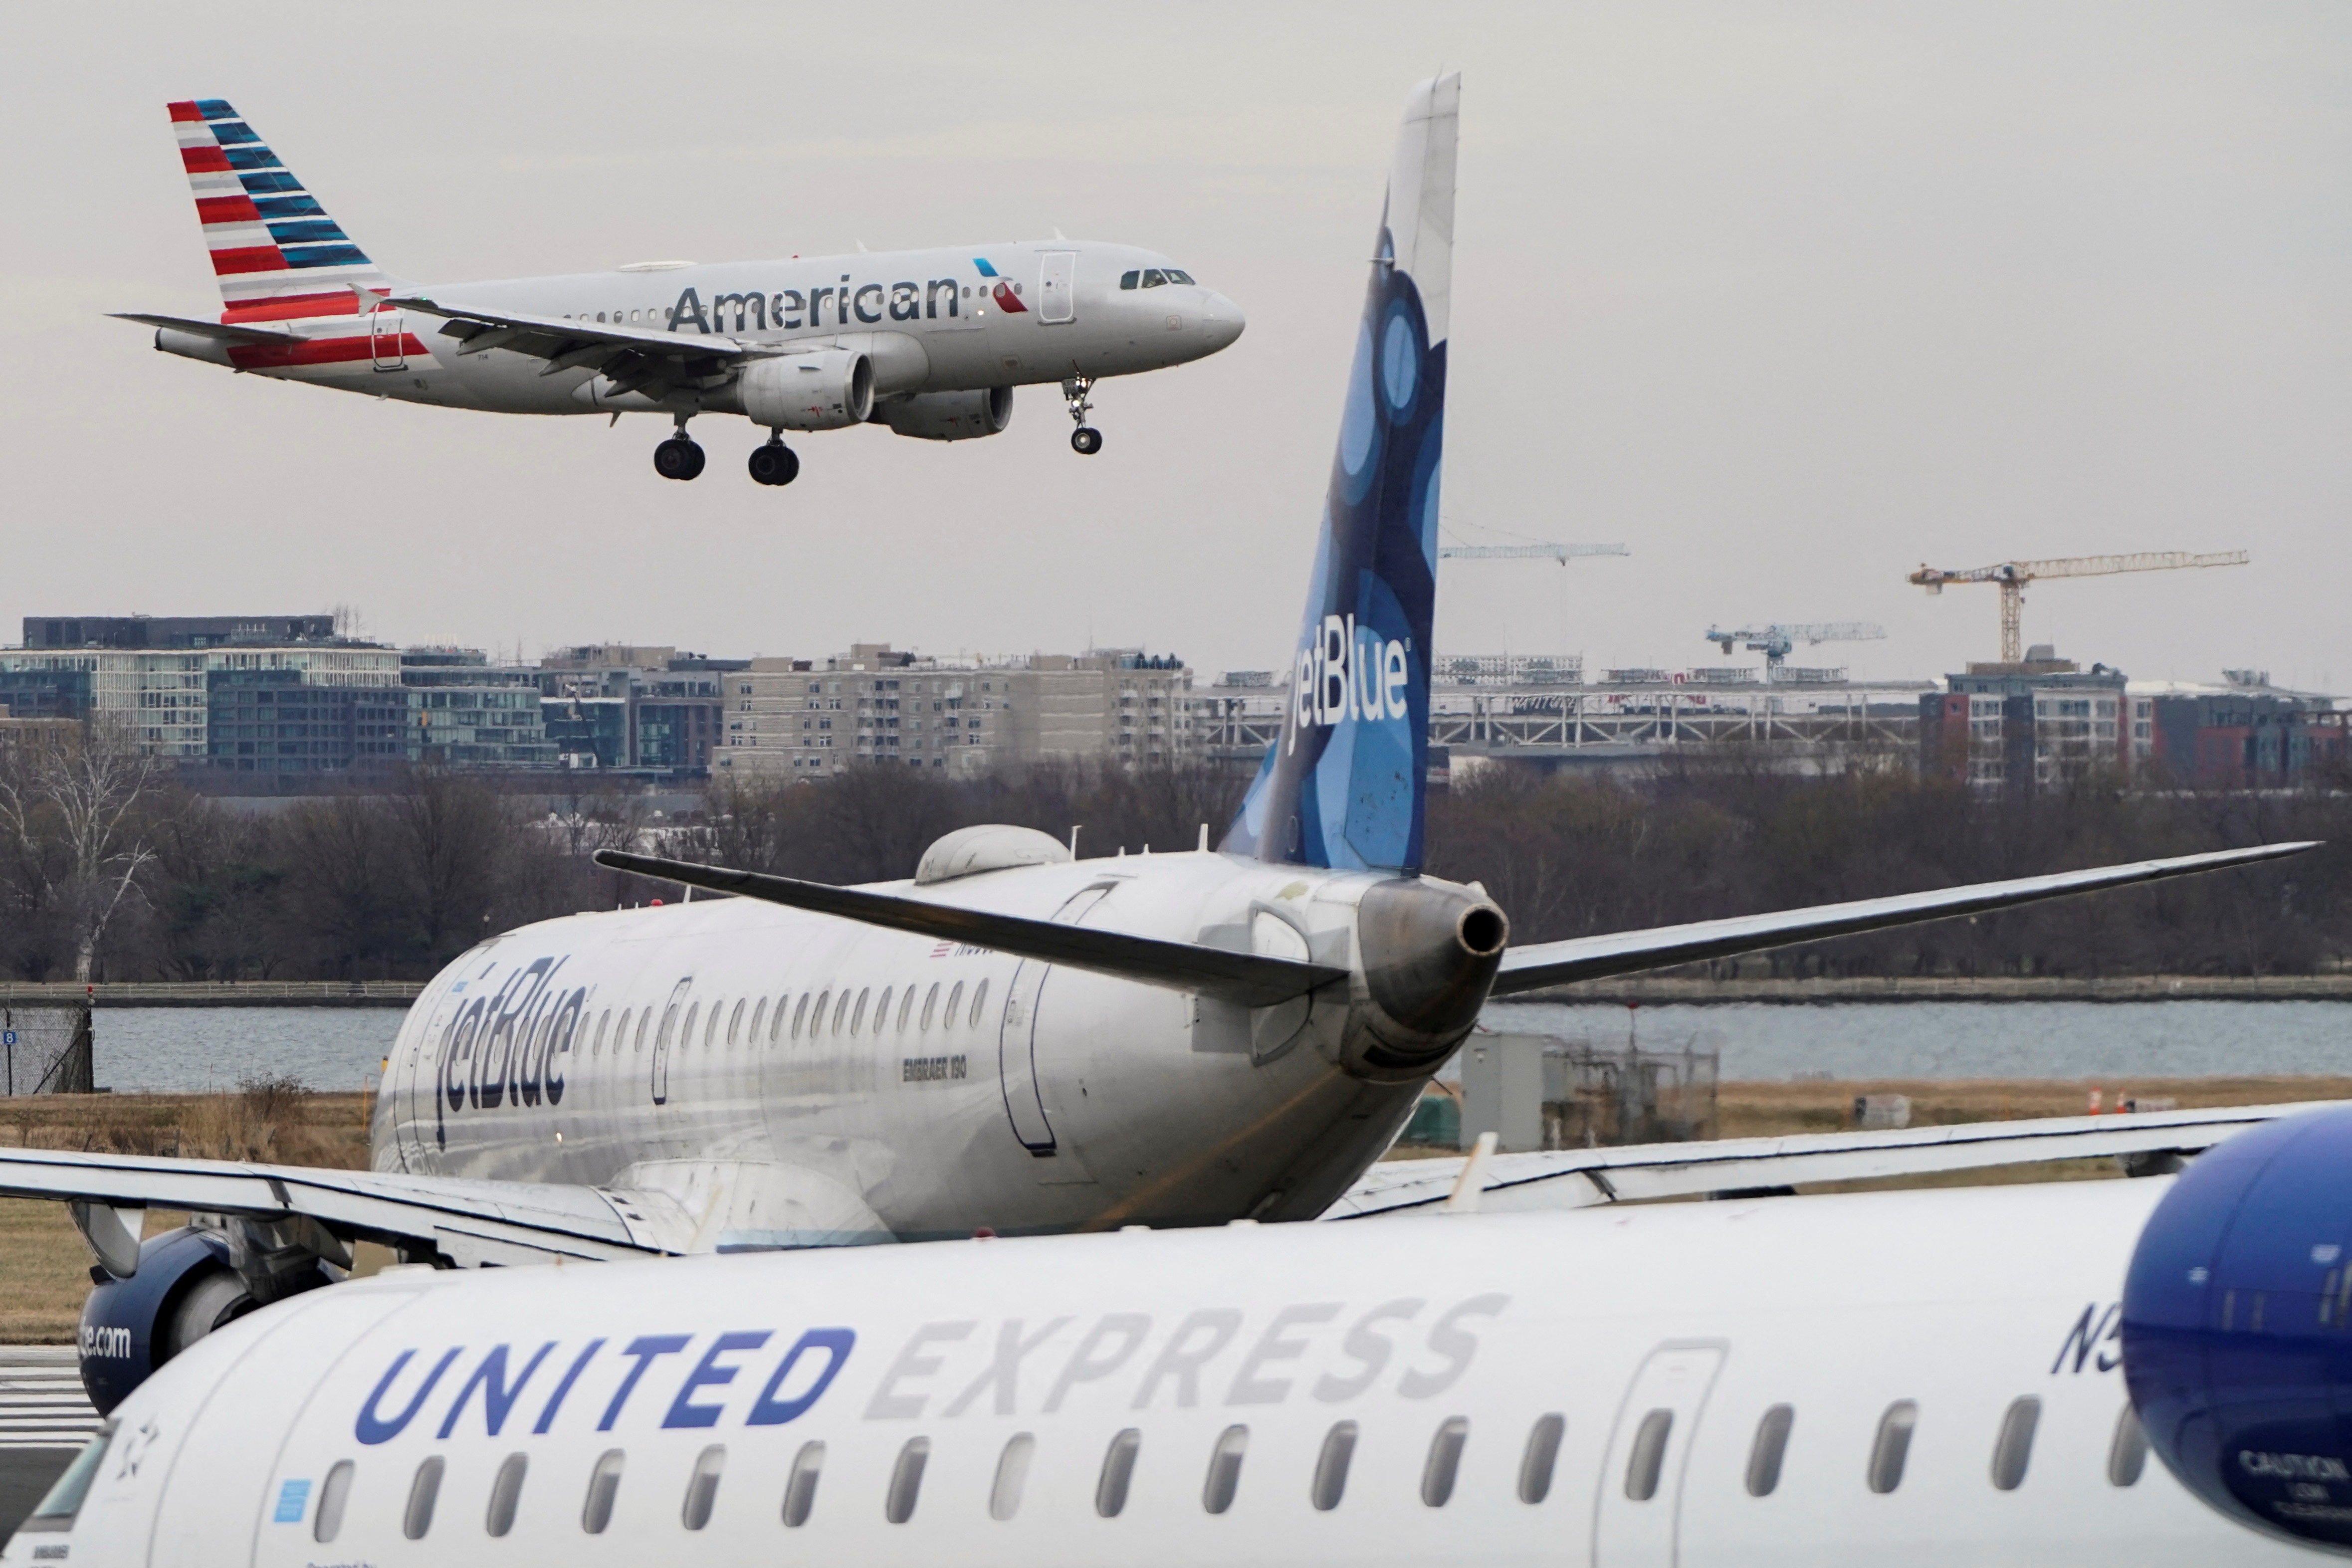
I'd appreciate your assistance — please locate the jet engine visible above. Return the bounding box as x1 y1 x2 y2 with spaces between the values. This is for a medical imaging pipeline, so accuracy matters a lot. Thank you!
2122 1105 2352 1553
78 1221 344 1414
736 350 873 431
873 386 1014 441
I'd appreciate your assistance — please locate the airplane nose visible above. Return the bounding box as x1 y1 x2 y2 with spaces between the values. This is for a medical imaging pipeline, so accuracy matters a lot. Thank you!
1201 293 1246 351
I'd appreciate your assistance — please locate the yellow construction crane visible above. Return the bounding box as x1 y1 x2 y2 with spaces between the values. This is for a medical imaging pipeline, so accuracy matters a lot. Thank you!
1908 551 2249 664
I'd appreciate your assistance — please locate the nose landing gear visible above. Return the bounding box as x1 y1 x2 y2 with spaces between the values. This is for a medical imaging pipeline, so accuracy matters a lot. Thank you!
749 435 800 487
1062 376 1103 455
653 414 705 481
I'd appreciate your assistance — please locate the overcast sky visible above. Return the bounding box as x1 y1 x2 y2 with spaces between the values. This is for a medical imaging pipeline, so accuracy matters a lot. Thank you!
4 3 2346 688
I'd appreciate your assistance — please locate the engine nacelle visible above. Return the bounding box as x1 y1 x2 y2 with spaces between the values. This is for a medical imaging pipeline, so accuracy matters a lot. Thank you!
77 1225 335 1414
2123 1105 2352 1553
737 350 873 431
874 386 1014 441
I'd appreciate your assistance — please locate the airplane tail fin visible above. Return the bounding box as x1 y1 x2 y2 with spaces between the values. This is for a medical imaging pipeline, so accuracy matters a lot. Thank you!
1221 74 1459 874
166 100 402 321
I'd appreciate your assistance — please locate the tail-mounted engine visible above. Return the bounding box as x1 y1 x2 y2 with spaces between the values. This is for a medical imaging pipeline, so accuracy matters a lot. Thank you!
77 1214 349 1414
2123 1105 2352 1553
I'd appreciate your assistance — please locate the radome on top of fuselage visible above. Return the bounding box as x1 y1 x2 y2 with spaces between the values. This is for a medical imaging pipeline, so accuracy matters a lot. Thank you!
377 848 1425 1241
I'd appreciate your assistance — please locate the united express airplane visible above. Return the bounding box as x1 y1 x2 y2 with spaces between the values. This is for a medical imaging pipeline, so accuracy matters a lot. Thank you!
13 75 2310 1424
11 1104 2352 1566
119 101 1245 483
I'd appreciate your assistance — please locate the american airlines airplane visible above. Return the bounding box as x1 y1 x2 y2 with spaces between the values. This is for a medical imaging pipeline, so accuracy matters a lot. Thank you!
11 73 2311 1425
118 100 1245 483
8 1104 2352 1566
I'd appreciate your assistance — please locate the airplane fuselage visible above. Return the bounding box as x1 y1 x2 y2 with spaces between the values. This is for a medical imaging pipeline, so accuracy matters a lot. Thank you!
374 851 1464 1242
157 241 1240 418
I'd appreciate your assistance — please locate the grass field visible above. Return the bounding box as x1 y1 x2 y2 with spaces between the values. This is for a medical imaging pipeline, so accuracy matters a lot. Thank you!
0 1075 2345 1342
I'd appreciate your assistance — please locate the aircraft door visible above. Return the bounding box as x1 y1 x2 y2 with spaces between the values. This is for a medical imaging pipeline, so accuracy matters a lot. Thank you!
370 306 407 371
394 985 461 1171
651 978 691 1106
1039 251 1076 324
998 882 1113 1154
1592 1341 1727 1568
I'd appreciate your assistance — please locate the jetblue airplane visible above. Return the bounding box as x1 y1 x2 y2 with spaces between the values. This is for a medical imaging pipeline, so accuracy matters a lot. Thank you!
10 1104 2352 1566
118 100 1245 483
12 74 2311 1422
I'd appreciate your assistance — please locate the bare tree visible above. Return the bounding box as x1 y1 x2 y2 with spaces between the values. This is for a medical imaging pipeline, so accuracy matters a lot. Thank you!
0 719 163 981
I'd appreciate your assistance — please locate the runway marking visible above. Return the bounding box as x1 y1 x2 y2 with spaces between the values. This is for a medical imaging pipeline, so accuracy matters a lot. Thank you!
0 1349 98 1449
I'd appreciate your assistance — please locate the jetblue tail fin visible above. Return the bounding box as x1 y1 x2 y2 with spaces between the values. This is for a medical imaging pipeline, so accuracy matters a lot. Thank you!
166 100 401 321
1222 74 1459 874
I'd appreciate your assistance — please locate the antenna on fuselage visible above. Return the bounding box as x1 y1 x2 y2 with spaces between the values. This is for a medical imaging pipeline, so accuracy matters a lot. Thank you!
1069 825 1081 858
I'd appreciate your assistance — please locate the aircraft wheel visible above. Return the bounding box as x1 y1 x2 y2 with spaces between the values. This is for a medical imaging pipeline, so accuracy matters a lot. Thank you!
1070 426 1103 455
654 437 706 481
748 442 801 487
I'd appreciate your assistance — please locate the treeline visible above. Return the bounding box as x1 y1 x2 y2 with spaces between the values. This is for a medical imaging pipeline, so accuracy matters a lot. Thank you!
2 728 2345 981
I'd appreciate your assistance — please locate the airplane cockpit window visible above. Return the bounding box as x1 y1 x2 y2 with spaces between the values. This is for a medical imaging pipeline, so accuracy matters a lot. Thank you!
1625 1409 1673 1500
1991 1397 2040 1492
1518 1414 1565 1504
18 1421 114 1534
1867 1402 1918 1494
1165 270 1196 285
1745 1405 1794 1497
2107 1406 2148 1487
1141 269 1168 287
404 1455 445 1540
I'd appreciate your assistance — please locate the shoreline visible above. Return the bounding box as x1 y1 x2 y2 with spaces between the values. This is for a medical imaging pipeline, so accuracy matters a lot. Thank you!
1513 974 2352 1005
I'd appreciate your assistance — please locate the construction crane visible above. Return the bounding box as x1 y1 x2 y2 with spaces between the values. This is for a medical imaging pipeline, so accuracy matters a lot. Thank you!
1704 622 1886 669
1908 551 2250 664
1438 542 1629 565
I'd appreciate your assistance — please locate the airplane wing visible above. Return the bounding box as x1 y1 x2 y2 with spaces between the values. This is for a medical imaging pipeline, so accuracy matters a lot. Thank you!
389 295 750 368
0 1148 696 1269
1489 841 2316 995
1322 1100 2340 1218
109 312 302 346
596 850 1348 1008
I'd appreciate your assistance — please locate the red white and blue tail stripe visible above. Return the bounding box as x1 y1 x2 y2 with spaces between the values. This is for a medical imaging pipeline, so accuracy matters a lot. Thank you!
168 99 398 323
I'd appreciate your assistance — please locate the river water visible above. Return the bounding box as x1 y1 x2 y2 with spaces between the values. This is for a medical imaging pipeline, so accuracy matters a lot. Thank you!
68 1000 2352 1093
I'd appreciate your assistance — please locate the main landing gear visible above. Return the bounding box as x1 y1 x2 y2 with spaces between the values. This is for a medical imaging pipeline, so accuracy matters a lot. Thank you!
1063 376 1103 455
748 434 800 487
653 414 705 482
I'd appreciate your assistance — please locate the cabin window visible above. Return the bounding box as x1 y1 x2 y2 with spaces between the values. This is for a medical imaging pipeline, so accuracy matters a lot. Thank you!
596 311 606 322
835 990 854 1034
783 1441 825 1526
1518 1413 1564 1504
582 1449 624 1534
1868 1402 1918 1494
771 994 789 1043
885 1436 929 1524
705 1000 725 1048
898 986 917 1031
793 993 812 1040
921 983 940 1030
314 1459 355 1543
990 1432 1036 1521
969 979 989 1029
875 988 893 1034
1096 1428 1141 1518
592 1009 610 1056
748 998 766 1043
1120 270 1140 289
729 999 747 1046
1991 1397 2039 1491
486 1453 526 1537
1745 1405 1794 1497
404 1455 444 1540
2107 1406 2148 1487
810 991 831 1038
1202 1424 1248 1514
1311 1421 1357 1512
636 1008 652 1053
682 1445 724 1530
944 981 964 1029
1625 1409 1672 1500
678 1002 700 1053
1422 1416 1468 1507
851 988 870 1035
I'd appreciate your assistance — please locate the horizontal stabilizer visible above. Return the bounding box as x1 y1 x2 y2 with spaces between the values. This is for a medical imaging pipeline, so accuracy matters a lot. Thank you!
595 850 1348 1008
1490 841 2318 996
110 312 301 345
1325 1100 2342 1218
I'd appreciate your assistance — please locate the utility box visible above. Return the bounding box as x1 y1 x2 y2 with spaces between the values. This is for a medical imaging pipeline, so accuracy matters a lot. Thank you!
1853 1094 1912 1130
1459 1034 1547 1152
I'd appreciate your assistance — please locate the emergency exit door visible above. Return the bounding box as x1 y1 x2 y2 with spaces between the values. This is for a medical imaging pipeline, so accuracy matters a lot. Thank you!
1593 1341 1727 1568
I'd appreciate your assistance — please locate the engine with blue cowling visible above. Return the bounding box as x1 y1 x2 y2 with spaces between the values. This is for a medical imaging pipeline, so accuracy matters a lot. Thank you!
77 1224 339 1414
2123 1105 2352 1553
